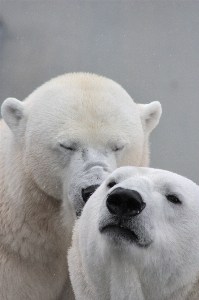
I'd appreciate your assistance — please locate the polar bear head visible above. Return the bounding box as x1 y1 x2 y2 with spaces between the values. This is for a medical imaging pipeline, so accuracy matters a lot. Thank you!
1 73 161 216
69 167 199 299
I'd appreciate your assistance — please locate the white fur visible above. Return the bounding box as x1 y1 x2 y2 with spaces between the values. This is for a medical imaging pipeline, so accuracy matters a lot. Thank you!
0 73 161 299
68 167 199 300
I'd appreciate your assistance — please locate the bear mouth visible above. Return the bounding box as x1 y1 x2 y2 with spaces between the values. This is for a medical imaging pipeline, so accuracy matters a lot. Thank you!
100 224 141 246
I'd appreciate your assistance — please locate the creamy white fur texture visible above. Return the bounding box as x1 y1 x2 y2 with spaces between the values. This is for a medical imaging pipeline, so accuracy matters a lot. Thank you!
68 166 199 300
0 73 161 299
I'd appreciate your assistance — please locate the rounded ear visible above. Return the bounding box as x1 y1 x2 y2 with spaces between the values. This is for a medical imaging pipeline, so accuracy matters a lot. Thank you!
1 97 25 133
138 101 162 134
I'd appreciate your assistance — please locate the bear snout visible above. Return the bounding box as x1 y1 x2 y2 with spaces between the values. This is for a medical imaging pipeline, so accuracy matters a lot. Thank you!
106 188 146 217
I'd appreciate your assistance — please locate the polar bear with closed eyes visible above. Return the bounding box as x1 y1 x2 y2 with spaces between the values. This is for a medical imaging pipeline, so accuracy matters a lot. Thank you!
68 167 199 300
0 73 161 299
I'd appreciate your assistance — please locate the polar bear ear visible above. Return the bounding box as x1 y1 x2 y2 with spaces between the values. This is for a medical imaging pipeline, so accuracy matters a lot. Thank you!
1 97 25 133
138 101 162 134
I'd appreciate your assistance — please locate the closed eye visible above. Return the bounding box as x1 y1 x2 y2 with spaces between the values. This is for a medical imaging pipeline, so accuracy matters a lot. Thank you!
166 194 182 205
109 140 126 153
59 143 75 151
113 145 124 152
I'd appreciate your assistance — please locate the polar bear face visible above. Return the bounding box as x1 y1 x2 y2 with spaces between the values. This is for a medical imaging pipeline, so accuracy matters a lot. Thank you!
70 167 199 299
98 167 199 252
1 73 161 217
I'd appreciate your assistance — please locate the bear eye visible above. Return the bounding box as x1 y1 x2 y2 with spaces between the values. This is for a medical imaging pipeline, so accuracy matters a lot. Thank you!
59 143 75 151
113 145 124 152
107 181 117 188
166 194 181 205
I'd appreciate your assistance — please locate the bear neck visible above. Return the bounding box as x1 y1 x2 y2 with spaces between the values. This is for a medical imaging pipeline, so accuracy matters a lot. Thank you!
0 127 70 262
108 248 197 300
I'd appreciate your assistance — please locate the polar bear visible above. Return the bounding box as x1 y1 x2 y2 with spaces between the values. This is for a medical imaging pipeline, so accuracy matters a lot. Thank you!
68 166 199 300
0 73 161 299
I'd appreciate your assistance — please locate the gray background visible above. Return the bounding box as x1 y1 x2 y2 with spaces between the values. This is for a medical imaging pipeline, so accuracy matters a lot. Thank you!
0 1 198 184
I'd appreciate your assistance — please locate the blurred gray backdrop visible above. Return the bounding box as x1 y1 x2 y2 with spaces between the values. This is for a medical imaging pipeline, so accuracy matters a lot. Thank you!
0 1 198 183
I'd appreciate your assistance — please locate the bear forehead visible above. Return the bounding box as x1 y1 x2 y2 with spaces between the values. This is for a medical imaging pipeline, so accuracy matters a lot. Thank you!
108 166 199 195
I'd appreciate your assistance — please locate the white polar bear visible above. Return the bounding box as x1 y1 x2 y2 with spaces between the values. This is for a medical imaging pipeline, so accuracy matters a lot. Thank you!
0 73 161 300
68 166 199 300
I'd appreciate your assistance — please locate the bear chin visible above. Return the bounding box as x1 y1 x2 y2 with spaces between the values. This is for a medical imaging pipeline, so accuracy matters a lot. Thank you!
100 224 151 248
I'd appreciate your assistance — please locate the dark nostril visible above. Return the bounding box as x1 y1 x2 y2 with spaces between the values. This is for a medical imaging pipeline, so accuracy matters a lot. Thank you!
81 185 100 203
106 187 146 217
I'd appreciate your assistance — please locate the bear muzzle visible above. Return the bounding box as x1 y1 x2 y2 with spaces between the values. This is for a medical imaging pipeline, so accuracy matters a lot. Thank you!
81 185 100 203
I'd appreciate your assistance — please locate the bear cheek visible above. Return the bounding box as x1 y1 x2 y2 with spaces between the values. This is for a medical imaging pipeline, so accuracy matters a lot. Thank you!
23 146 64 199
35 165 63 199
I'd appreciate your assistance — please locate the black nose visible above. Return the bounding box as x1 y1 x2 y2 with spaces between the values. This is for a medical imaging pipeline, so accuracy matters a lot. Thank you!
106 187 146 217
81 185 100 203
